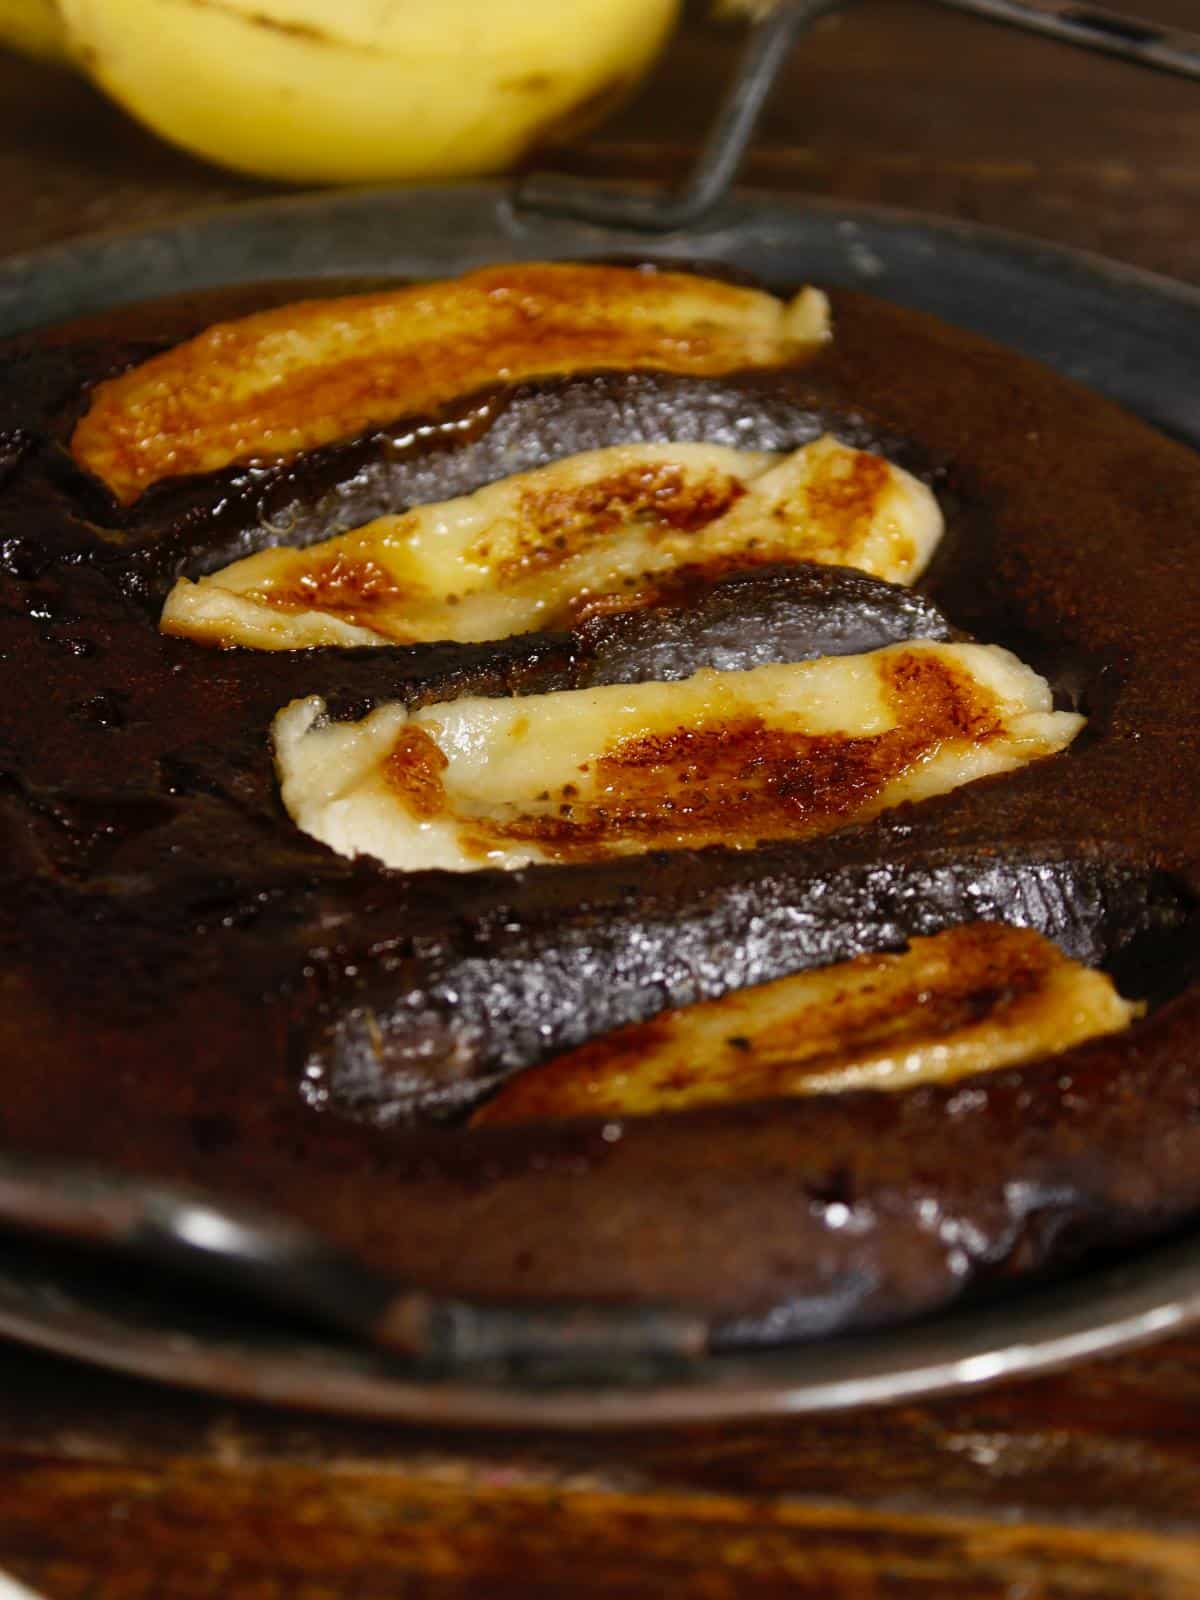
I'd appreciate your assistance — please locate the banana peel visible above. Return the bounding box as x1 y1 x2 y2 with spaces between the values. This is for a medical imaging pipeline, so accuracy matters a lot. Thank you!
0 0 70 63
7 0 681 183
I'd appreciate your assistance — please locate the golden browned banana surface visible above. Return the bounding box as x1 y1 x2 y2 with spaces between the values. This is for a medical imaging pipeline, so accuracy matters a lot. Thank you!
162 437 939 649
272 643 1082 871
472 923 1138 1125
71 264 830 504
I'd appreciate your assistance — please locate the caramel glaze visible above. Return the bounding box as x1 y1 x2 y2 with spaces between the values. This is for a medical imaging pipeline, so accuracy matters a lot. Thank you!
0 281 1198 1342
469 922 1128 1125
245 459 754 635
426 651 1003 865
267 550 412 626
68 264 826 503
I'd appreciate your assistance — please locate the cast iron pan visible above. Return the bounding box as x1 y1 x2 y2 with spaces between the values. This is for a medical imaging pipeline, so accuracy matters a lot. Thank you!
0 184 1198 1426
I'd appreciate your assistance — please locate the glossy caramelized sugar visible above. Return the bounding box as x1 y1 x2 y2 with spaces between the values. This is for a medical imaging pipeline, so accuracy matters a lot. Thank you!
1 268 1198 1344
161 435 940 649
70 263 831 503
472 923 1139 1124
273 644 1081 871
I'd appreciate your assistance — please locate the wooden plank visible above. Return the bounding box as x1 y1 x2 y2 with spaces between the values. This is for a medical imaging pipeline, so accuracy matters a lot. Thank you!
5 1458 1200 1599
3 1334 1200 1521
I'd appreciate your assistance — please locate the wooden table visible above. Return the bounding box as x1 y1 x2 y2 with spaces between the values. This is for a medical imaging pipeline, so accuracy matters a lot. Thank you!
2 4 1200 1594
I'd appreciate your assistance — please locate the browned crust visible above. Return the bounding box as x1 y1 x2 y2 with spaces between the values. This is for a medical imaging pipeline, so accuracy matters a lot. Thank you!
433 649 1003 862
495 461 748 577
383 725 450 820
238 458 751 634
69 264 822 504
470 922 1106 1125
269 550 412 623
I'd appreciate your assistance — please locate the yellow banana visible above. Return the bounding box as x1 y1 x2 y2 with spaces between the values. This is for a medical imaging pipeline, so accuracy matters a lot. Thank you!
0 0 71 64
48 0 680 183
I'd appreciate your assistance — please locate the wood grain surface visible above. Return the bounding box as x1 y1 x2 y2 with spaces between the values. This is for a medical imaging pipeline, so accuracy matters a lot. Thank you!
3 3 1200 1595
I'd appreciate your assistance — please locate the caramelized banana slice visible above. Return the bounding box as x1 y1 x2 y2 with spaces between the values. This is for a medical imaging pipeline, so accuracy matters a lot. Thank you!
71 264 831 505
272 642 1083 872
471 923 1139 1125
163 436 941 650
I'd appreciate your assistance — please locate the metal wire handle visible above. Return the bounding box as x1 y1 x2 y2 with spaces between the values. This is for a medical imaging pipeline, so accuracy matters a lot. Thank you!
518 0 1200 232
517 0 842 230
942 0 1200 76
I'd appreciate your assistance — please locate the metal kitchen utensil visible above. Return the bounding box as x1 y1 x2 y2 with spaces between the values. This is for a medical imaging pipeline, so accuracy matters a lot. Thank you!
517 0 842 230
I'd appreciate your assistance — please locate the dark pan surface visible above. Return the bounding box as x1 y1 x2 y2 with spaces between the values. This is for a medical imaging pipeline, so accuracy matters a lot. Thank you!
0 184 1198 1424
